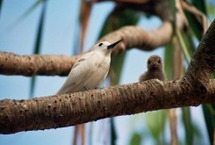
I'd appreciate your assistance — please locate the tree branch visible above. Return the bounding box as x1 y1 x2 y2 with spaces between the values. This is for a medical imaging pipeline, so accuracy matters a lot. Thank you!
0 51 78 76
97 0 173 21
0 19 215 134
0 79 215 134
0 0 175 76
100 21 173 55
0 21 173 76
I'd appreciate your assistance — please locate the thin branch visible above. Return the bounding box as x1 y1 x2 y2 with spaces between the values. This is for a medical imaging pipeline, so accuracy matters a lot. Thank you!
0 19 215 134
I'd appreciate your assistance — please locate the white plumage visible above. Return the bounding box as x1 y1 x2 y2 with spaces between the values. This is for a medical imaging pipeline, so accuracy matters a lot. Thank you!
57 40 122 95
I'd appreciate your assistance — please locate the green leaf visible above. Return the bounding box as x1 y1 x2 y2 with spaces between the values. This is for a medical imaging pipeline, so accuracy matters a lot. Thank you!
168 0 176 33
89 122 93 145
180 30 196 55
0 0 2 19
182 107 194 145
33 2 46 54
202 104 215 145
29 76 36 98
184 10 203 41
110 52 126 85
29 1 47 98
97 7 140 40
110 118 117 145
129 132 142 145
12 0 45 26
145 110 167 144
176 29 192 63
164 41 174 80
207 3 215 16
191 0 207 14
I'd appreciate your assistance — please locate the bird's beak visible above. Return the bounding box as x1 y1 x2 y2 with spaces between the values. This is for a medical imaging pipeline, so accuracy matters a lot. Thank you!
107 39 122 49
152 62 158 68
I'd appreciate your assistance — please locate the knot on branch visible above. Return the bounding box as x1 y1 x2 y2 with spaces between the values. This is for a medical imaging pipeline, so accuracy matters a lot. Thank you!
182 74 208 97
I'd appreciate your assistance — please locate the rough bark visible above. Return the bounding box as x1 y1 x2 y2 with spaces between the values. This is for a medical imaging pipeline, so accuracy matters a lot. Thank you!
0 79 215 134
0 19 215 134
0 52 78 76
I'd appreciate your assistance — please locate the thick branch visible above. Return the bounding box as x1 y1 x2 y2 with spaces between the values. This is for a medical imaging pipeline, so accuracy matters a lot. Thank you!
0 19 215 134
185 20 215 91
0 79 215 134
0 52 78 76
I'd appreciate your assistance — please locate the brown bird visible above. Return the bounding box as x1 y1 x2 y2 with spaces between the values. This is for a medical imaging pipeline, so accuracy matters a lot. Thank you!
139 55 165 81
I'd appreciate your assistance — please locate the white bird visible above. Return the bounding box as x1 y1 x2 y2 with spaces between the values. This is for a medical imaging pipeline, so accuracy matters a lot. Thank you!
56 39 122 95
56 39 122 145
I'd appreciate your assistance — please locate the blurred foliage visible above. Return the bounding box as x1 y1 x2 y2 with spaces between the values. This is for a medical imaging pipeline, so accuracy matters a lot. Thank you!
13 0 46 25
13 0 215 145
0 0 2 18
145 110 167 145
182 107 194 145
184 10 203 41
176 29 192 63
191 0 207 14
202 104 215 145
164 41 174 80
129 132 142 145
207 3 215 16
168 0 176 33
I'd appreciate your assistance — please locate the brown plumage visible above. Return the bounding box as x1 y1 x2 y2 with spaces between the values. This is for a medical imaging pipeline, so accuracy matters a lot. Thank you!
139 55 165 81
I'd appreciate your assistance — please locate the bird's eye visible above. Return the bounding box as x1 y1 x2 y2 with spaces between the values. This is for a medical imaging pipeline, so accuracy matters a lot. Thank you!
148 61 151 64
99 43 103 47
158 60 161 63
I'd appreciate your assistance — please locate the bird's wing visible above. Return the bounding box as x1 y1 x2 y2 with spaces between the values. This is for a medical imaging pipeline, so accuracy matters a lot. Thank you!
56 52 99 95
